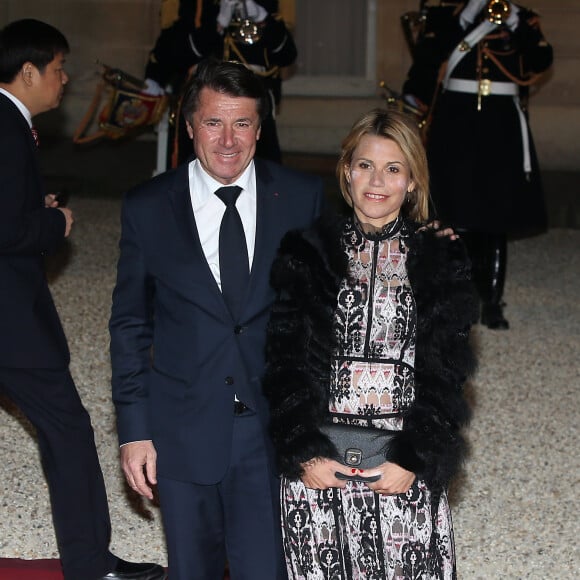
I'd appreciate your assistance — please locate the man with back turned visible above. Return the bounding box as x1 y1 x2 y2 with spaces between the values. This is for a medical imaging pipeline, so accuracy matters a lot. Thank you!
0 18 165 580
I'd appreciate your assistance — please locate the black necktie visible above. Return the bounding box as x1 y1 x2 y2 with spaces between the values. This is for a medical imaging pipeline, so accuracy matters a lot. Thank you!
215 186 249 318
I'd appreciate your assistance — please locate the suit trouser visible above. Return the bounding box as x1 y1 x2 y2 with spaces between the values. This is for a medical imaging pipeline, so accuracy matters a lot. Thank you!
157 411 287 580
0 367 116 580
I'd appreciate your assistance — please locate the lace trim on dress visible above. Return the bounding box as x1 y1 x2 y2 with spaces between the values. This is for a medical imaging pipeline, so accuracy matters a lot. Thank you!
353 214 404 241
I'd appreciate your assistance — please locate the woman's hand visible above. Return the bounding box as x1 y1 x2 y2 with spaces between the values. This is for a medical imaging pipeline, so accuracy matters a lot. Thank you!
364 462 416 495
300 457 350 490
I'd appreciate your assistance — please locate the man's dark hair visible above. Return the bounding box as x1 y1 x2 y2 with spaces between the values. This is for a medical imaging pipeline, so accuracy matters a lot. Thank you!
181 58 270 123
0 19 69 83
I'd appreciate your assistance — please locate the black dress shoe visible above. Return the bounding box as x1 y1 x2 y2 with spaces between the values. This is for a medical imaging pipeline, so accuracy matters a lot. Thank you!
481 302 509 330
99 558 166 580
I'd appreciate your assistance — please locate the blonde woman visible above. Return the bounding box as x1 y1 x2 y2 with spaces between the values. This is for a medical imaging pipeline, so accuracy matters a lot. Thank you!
264 108 478 579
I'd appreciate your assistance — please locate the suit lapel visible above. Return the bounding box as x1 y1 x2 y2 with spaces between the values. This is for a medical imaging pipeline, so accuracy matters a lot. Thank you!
0 94 44 203
244 160 281 316
168 163 198 249
167 160 282 322
168 164 227 311
0 93 38 155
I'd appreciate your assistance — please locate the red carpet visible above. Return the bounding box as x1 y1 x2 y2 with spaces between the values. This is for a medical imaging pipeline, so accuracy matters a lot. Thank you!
0 559 230 579
0 559 64 579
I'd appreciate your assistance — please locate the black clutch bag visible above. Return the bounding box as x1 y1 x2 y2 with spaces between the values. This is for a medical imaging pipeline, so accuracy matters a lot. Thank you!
320 423 395 483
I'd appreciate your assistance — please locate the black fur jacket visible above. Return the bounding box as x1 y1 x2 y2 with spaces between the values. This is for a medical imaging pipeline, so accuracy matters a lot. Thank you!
263 213 479 492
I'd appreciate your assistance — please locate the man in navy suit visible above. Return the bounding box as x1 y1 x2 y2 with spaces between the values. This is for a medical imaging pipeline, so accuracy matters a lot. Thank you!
0 18 165 580
109 59 325 579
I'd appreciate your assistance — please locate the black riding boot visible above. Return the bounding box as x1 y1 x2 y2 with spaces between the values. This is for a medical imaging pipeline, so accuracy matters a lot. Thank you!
480 233 509 330
460 231 509 330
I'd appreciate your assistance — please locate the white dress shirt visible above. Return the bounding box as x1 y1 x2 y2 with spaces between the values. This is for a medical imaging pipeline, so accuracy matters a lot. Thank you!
0 87 33 127
189 158 257 290
188 159 257 406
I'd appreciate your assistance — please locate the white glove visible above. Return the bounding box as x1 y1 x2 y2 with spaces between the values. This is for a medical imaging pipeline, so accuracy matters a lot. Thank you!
142 78 165 96
244 0 268 23
217 0 237 29
403 94 421 108
505 3 520 31
217 0 268 30
459 0 487 29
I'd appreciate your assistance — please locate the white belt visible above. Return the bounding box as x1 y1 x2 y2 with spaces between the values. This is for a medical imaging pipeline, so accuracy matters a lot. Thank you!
444 78 519 96
443 78 531 174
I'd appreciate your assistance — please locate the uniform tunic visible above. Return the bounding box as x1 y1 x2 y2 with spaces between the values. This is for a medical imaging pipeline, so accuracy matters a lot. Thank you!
403 2 553 233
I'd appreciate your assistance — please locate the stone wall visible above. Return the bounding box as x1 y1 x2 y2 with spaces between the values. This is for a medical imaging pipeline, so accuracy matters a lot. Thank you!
0 0 578 170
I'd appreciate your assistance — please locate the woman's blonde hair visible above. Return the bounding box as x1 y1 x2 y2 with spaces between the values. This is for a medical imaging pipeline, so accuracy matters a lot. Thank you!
336 108 429 222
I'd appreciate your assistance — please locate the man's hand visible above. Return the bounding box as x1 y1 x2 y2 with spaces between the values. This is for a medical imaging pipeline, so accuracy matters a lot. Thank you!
120 440 158 500
44 193 58 208
57 207 74 237
423 220 459 241
45 190 70 208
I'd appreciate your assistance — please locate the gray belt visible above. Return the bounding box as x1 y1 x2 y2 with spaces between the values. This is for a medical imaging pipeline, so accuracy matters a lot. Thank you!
444 78 531 174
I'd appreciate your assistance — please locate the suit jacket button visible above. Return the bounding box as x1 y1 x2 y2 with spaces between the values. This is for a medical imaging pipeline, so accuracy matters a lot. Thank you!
225 376 234 385
234 325 244 334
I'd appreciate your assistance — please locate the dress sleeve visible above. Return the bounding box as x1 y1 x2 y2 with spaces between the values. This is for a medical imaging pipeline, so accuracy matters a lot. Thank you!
263 231 337 479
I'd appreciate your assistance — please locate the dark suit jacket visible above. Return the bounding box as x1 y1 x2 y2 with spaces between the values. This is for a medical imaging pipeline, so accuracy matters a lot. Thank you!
110 159 324 484
0 93 68 369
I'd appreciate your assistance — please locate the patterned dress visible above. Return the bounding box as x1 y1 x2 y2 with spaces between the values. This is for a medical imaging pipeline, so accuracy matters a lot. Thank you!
280 218 456 579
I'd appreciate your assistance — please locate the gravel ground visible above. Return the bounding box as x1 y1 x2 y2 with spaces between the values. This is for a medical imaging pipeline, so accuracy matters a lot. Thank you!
1 197 578 578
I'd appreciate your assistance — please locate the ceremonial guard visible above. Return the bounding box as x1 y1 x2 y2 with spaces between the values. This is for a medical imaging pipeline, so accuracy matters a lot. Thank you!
403 0 553 329
144 0 297 166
